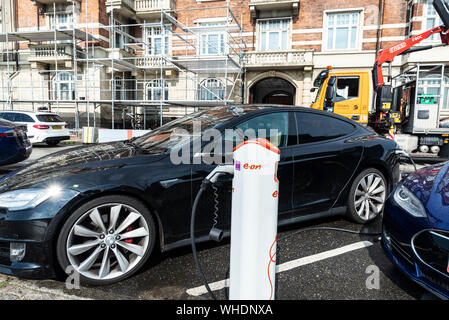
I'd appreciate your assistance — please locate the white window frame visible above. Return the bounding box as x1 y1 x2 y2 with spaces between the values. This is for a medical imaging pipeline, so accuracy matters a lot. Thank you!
54 72 75 101
423 0 443 42
323 9 363 52
144 25 171 56
47 12 75 30
256 18 292 51
145 79 169 101
197 22 227 56
199 78 225 100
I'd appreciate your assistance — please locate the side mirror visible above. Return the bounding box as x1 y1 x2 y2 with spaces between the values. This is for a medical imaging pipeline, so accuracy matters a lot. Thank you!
310 87 317 93
324 76 336 112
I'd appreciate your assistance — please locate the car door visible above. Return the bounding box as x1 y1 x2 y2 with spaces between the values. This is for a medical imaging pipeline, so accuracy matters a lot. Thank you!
332 76 363 122
291 111 363 216
190 111 297 237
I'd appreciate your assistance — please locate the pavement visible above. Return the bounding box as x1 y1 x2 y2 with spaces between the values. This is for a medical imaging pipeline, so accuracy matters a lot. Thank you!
0 144 441 300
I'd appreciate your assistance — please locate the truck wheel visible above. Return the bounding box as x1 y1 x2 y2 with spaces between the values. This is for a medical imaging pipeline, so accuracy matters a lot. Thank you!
439 143 449 158
347 168 387 224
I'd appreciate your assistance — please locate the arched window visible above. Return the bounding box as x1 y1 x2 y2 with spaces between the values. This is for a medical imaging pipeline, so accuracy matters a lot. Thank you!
54 72 75 101
199 78 225 101
146 79 169 101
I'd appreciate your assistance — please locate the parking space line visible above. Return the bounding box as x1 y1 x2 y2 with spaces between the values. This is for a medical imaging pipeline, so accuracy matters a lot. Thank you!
186 240 373 297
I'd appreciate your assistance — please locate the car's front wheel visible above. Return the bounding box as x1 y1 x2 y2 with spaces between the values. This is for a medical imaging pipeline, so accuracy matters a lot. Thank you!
347 168 388 224
56 195 156 285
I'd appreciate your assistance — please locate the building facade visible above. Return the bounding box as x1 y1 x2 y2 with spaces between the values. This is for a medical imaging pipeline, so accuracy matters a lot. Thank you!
0 0 447 129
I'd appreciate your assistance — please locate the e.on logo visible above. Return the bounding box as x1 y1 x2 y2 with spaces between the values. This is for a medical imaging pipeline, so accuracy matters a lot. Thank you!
243 163 262 170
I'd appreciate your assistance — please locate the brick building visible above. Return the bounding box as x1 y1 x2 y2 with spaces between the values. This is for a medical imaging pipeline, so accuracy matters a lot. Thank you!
0 0 447 129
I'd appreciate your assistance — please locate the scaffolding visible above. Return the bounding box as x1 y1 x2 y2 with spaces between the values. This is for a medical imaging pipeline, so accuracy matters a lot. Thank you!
0 0 247 133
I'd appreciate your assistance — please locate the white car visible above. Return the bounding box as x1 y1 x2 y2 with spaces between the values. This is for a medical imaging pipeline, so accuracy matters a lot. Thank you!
0 111 70 146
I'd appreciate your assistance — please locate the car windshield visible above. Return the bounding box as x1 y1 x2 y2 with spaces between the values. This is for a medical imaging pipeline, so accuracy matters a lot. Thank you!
36 114 64 122
132 107 250 152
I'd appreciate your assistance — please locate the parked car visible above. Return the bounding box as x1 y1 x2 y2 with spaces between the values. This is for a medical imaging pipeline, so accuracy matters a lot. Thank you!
0 105 401 285
0 111 70 146
382 162 449 299
0 118 32 166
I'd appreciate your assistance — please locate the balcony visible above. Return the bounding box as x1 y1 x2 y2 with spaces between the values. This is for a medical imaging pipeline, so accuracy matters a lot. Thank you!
249 0 299 19
244 50 313 70
135 0 176 19
28 43 82 67
105 0 136 17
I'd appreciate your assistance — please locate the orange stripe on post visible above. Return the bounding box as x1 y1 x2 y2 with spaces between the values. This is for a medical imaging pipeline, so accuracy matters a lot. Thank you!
127 130 133 140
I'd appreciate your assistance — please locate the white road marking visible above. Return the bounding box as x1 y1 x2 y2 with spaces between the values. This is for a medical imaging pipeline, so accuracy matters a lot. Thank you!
186 240 373 297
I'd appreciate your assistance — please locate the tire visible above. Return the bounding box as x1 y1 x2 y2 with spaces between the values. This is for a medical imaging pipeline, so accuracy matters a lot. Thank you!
46 140 60 147
56 195 157 285
346 168 388 224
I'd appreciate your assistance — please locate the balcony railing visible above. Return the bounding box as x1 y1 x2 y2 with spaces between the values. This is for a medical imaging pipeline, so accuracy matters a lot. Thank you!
244 50 313 69
135 0 176 16
28 44 80 62
134 56 172 69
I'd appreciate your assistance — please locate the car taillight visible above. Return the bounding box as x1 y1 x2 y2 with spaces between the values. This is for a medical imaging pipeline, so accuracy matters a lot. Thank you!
33 125 50 130
65 124 69 129
0 130 17 138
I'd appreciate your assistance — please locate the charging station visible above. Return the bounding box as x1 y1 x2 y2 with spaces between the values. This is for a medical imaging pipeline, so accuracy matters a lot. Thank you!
229 138 280 300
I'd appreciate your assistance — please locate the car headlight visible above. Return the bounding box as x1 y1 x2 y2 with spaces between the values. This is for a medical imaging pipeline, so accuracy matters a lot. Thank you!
0 186 61 211
393 183 427 218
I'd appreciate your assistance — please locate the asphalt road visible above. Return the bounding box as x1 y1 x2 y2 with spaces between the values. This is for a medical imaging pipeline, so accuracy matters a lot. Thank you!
0 145 439 300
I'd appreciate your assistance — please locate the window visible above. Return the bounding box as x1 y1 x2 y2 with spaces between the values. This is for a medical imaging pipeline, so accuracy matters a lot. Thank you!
336 76 360 102
425 1 443 40
146 79 169 101
36 114 63 123
54 72 75 101
114 20 131 50
15 113 35 123
296 112 355 144
258 19 290 51
49 12 75 30
326 11 360 50
417 74 449 110
199 78 225 100
145 26 170 55
224 112 295 148
0 113 15 121
114 76 125 100
199 22 226 55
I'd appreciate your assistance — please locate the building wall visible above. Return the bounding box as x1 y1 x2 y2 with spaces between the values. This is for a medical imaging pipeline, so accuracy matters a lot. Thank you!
0 0 447 127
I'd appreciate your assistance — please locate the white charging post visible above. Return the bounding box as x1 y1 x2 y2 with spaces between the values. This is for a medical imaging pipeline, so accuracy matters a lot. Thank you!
229 138 280 300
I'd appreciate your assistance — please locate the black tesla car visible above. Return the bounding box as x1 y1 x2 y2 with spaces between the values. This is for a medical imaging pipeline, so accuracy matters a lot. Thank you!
0 105 401 285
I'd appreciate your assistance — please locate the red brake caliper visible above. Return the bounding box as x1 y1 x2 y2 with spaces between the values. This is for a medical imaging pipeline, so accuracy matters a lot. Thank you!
125 226 133 243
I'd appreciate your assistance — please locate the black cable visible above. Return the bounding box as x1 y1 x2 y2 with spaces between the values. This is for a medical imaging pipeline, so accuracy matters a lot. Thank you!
277 226 382 243
190 180 217 300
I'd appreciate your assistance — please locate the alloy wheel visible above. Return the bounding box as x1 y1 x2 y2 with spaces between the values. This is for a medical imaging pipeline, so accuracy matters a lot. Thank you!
353 173 386 221
66 203 150 281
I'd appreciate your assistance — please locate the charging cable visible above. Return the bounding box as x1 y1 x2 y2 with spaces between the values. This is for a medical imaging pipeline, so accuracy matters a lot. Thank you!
190 164 234 300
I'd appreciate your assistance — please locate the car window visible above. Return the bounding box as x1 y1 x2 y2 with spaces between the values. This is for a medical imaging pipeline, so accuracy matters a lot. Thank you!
16 113 35 123
295 112 355 144
0 113 15 121
224 112 296 148
36 114 63 122
336 76 359 102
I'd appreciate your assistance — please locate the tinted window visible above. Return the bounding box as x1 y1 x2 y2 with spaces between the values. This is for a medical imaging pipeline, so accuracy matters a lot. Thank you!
0 113 16 121
336 76 359 102
16 113 35 123
36 114 63 122
224 112 296 148
296 112 355 144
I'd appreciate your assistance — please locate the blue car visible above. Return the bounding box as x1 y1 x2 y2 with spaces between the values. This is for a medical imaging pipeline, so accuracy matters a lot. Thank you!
382 161 449 299
0 118 32 166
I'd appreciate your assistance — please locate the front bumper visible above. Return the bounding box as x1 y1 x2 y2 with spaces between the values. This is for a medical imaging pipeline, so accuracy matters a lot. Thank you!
0 189 80 279
382 198 449 299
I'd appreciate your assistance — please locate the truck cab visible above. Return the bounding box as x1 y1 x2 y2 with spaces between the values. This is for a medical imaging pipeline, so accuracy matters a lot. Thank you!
310 68 372 125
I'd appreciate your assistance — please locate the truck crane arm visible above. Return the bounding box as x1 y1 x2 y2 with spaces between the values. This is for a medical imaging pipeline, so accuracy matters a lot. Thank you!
373 25 449 88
